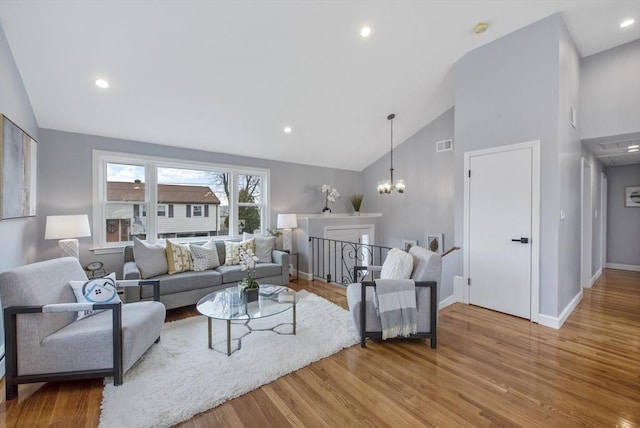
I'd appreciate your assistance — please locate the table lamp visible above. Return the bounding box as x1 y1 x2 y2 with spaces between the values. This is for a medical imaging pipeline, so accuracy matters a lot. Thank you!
45 214 92 259
277 213 298 253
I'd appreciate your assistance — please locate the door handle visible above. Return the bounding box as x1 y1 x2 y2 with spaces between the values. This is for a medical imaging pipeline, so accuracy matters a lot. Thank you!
511 237 529 244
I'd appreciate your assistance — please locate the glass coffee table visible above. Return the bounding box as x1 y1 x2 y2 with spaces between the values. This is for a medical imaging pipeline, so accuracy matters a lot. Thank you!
196 285 297 355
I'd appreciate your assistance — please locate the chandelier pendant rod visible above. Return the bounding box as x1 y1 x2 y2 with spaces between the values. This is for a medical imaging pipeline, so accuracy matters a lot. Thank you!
389 113 395 185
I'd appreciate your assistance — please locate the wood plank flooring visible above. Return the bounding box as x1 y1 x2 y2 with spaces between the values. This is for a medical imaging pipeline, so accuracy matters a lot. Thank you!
1 269 638 427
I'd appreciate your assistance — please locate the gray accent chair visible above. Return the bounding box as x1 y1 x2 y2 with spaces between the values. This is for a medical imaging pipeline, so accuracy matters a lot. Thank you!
346 245 442 348
0 257 166 400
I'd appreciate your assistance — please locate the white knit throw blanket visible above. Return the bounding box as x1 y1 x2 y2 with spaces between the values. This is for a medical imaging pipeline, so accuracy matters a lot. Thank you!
374 279 417 340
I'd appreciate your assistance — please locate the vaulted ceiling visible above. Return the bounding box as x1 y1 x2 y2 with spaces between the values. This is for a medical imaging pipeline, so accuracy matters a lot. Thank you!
0 1 638 170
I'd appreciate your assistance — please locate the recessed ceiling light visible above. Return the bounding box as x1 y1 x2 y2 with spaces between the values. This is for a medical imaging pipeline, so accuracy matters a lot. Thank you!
620 19 635 28
628 144 639 149
95 79 109 89
360 26 372 38
283 126 292 134
628 148 639 153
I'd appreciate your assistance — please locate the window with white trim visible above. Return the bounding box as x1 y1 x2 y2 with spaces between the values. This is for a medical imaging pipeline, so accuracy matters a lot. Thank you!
93 151 270 249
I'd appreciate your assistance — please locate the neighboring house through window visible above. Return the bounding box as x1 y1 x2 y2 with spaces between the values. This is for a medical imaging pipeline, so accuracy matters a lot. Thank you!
93 151 270 250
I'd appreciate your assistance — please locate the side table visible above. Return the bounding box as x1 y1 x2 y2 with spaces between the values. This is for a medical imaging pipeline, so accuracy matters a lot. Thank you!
284 251 299 283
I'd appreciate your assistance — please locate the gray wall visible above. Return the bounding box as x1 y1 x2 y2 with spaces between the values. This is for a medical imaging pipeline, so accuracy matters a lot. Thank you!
454 14 582 318
0 21 40 376
38 129 362 276
0 19 39 272
361 108 456 300
580 40 640 140
556 20 583 311
606 164 640 267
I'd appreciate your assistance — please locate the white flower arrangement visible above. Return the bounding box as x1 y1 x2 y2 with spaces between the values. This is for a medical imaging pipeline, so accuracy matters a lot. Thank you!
321 184 340 212
239 247 260 288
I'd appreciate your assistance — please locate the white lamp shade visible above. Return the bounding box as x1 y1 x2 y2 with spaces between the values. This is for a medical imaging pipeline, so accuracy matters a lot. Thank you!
277 214 298 229
45 215 92 239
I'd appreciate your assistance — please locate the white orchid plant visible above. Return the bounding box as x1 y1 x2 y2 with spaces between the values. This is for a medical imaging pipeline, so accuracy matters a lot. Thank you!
239 247 260 289
321 184 340 212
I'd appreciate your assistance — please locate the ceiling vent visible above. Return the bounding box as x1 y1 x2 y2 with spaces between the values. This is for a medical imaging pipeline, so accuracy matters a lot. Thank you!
436 139 453 152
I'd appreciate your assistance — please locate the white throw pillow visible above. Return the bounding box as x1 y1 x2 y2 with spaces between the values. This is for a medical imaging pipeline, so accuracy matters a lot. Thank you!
189 239 220 271
69 272 121 320
133 237 168 278
242 233 276 263
380 248 414 279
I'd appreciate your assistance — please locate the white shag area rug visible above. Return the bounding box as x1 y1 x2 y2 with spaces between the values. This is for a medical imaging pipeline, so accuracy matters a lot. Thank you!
99 290 359 428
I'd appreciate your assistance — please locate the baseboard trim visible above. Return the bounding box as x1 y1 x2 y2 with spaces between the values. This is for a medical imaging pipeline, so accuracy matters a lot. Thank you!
439 294 457 310
606 263 640 272
538 289 583 329
588 268 602 287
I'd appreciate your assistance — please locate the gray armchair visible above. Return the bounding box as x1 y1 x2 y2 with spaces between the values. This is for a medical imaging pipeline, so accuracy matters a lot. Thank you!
0 257 166 400
346 245 442 348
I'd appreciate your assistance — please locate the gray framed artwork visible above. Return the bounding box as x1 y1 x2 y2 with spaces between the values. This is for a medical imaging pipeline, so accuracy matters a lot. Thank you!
425 233 443 254
402 239 417 252
624 185 640 207
1 114 37 219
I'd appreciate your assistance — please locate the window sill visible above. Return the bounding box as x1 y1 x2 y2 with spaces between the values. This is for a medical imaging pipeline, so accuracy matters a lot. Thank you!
90 246 126 255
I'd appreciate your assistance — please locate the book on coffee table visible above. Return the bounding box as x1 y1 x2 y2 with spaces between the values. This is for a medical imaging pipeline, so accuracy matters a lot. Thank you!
259 285 285 296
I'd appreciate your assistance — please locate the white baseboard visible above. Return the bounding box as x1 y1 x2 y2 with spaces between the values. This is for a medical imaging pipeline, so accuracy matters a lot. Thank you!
538 289 583 329
439 294 457 310
298 271 313 281
606 263 640 272
587 268 602 288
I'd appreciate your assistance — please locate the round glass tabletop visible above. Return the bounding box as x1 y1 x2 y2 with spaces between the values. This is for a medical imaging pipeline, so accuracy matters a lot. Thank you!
196 285 297 321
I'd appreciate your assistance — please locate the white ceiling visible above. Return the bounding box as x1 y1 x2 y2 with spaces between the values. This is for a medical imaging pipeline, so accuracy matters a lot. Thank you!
582 132 640 166
0 0 639 171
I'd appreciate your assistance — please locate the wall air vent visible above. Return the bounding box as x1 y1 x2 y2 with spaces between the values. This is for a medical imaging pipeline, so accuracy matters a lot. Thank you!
436 139 453 152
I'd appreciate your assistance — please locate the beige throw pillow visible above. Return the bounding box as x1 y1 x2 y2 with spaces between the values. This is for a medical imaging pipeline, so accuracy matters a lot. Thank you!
166 240 193 274
224 238 256 265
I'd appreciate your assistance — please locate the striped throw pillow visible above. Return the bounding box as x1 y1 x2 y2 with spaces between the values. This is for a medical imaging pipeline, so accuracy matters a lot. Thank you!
166 240 193 274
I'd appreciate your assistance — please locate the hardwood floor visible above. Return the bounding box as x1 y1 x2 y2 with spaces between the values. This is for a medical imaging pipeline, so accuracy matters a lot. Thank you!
1 269 638 427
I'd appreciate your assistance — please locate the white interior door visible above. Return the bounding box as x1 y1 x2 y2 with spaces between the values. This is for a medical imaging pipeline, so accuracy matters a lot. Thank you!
465 144 536 319
581 159 593 287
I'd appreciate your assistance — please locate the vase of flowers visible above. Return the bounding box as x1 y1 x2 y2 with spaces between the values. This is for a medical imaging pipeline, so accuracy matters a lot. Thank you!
321 184 340 213
238 247 260 302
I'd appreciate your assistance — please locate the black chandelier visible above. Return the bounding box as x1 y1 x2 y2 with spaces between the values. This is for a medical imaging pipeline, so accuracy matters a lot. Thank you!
377 113 406 194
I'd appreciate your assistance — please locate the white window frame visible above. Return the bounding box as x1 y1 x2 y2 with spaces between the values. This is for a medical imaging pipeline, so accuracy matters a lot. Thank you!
92 150 270 253
157 204 167 217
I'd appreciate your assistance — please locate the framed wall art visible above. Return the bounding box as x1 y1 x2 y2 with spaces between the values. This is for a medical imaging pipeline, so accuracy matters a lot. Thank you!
425 233 443 254
1 114 37 219
624 185 640 207
402 239 417 252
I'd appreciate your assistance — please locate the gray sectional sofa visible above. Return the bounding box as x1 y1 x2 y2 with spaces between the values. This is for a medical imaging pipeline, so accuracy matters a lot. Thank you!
122 240 289 309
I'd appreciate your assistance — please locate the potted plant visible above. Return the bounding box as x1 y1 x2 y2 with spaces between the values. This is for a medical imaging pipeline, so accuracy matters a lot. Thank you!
349 194 364 215
239 247 260 302
321 184 340 213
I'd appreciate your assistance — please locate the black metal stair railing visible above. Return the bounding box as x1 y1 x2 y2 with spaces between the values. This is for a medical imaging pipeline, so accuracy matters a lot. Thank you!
309 236 391 285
